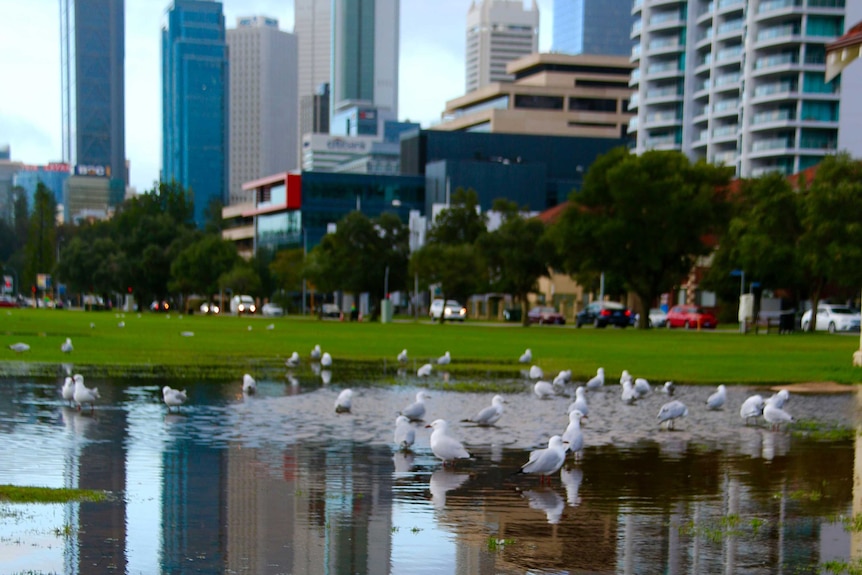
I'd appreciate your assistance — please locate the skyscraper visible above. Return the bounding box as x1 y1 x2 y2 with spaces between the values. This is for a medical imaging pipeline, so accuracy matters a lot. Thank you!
227 16 298 205
295 0 332 146
630 0 846 177
465 0 539 93
552 0 633 56
59 0 126 188
162 0 228 227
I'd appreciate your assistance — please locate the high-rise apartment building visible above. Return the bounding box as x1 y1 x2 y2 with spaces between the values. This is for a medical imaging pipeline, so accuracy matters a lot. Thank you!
630 0 846 177
162 0 229 227
466 0 539 93
227 16 298 205
295 0 332 155
552 0 633 56
59 0 126 189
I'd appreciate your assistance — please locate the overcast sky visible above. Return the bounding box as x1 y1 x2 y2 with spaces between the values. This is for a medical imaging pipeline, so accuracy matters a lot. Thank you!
0 0 553 192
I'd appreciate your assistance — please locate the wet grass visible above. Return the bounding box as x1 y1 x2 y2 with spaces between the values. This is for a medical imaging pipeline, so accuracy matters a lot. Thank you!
0 484 108 504
790 419 858 441
822 559 862 575
1 308 861 385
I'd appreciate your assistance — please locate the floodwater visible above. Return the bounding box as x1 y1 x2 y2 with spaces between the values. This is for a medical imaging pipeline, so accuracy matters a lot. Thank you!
1 362 861 575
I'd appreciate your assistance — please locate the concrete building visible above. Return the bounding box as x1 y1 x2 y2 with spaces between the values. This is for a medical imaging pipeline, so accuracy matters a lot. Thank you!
13 163 71 218
552 0 634 56
0 146 23 223
162 0 229 227
630 0 847 177
295 0 332 149
466 0 539 93
837 3 862 158
227 16 298 205
437 52 634 140
299 82 330 141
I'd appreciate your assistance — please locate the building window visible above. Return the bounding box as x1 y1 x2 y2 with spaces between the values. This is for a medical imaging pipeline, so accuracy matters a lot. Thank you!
514 95 564 110
568 98 618 113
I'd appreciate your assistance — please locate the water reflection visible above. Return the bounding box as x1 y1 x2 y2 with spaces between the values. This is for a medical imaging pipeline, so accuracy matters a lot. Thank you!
0 374 858 574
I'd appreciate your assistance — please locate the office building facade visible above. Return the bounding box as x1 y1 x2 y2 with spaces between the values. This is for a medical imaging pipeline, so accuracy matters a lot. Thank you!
227 16 298 205
552 0 634 56
162 0 229 227
466 0 539 93
295 0 333 163
630 0 846 177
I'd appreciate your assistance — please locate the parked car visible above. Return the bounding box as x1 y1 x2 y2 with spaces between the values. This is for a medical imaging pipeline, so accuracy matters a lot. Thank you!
150 300 170 312
801 304 861 333
575 301 632 328
200 301 220 315
634 307 668 328
230 295 256 315
0 295 17 308
320 303 342 319
666 305 718 329
261 302 285 317
527 306 566 325
429 299 467 322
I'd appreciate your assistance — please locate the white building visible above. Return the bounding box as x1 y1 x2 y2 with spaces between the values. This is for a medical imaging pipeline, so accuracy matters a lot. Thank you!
301 134 381 173
466 0 539 93
295 0 332 156
227 16 298 205
631 0 846 177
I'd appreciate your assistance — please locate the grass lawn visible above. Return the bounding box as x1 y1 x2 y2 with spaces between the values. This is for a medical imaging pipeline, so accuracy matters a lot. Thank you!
1 308 861 385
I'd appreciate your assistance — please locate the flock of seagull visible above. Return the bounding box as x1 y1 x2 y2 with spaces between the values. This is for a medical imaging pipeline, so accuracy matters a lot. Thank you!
47 338 795 483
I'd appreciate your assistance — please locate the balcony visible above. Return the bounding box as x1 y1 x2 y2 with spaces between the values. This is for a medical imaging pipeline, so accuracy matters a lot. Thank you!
752 137 794 152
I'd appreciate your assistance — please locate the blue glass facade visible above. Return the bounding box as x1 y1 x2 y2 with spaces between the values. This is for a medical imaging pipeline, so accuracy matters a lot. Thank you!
162 0 228 228
552 0 634 57
13 167 71 213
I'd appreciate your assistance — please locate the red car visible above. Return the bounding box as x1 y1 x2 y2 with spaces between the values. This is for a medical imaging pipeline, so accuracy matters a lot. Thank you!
527 306 566 325
666 305 718 329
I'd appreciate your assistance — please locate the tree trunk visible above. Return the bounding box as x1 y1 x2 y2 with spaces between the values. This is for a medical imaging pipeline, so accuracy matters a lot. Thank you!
520 294 530 327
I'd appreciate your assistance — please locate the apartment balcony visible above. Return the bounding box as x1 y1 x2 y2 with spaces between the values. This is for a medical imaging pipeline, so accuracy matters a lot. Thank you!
628 117 640 134
712 124 739 143
647 12 686 33
647 38 684 57
645 62 685 81
629 68 642 87
715 19 744 41
697 3 715 26
644 134 681 150
713 98 740 118
748 137 795 158
644 111 683 130
712 150 738 165
644 84 683 104
717 0 745 15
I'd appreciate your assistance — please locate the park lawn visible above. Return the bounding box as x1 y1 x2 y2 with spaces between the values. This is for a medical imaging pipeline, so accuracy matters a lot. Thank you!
1 308 861 385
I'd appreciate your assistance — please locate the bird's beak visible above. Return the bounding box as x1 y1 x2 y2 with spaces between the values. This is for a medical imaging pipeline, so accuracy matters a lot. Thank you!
425 424 432 429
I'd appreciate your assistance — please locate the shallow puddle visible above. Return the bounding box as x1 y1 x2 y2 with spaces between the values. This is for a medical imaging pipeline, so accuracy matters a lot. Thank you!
0 365 860 574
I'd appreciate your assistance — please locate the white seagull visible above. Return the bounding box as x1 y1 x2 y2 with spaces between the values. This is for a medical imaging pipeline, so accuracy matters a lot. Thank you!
437 351 451 365
567 386 589 417
320 352 333 368
394 415 416 450
706 384 727 410
462 395 506 426
633 378 651 398
417 363 433 377
73 374 100 412
242 373 257 394
286 351 300 368
620 379 636 404
335 389 353 413
763 396 793 430
553 370 572 387
427 419 471 465
310 344 322 361
61 376 75 405
162 386 188 411
518 435 568 483
740 394 766 424
661 381 676 396
620 369 633 385
658 400 688 430
401 390 431 421
529 365 544 380
397 349 408 364
8 342 30 353
767 389 790 408
61 338 73 353
534 380 556 399
519 348 532 363
562 410 585 459
585 367 605 390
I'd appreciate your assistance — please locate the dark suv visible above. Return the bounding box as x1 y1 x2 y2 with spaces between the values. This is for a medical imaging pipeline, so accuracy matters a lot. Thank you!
575 301 632 328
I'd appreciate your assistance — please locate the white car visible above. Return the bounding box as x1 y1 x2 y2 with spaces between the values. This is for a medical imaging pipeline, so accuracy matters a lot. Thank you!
261 302 284 317
801 304 861 333
200 302 220 314
230 295 257 315
429 299 467 322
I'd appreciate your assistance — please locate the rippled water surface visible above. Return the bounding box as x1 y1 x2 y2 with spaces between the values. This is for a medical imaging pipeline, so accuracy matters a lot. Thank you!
1 364 861 574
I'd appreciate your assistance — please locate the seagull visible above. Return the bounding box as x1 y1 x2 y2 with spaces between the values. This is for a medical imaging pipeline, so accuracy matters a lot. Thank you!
706 384 727 410
553 370 572 387
462 395 506 426
417 363 433 377
529 365 544 380
661 381 676 396
562 410 585 459
658 400 688 430
519 348 532 363
427 419 471 465
61 338 73 353
620 369 633 385
397 349 408 364
620 379 636 404
242 373 256 394
8 342 30 353
767 389 790 408
740 394 766 424
72 374 100 412
585 367 605 390
266 323 275 330
118 321 125 328
335 389 353 413
437 351 451 365
763 395 793 430
567 386 589 417
633 378 651 398
534 380 556 399
162 386 188 411
285 351 300 368
393 415 416 450
517 435 568 484
61 376 75 405
320 352 333 368
310 344 322 361
401 390 431 421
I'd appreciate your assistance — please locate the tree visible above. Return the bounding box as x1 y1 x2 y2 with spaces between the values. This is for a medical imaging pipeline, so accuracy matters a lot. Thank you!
478 199 553 326
219 263 262 297
427 188 486 245
269 248 305 309
55 234 123 297
552 147 734 328
23 183 57 292
169 234 240 309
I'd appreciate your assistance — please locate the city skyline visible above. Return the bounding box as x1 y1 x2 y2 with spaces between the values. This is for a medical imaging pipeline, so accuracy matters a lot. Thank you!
0 0 554 194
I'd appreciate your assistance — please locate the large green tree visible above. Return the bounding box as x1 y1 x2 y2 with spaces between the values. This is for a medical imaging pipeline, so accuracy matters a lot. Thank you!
552 147 734 328
23 183 57 293
169 233 240 308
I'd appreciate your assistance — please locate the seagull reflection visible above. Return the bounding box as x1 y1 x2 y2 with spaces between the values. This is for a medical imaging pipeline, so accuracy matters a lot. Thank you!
311 363 321 376
392 451 416 474
429 469 469 509
761 429 791 461
523 487 565 524
287 374 299 388
560 467 583 507
61 407 96 437
321 369 332 385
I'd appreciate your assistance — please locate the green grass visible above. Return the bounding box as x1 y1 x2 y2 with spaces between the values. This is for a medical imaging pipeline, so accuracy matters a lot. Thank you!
0 484 107 504
1 308 861 384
